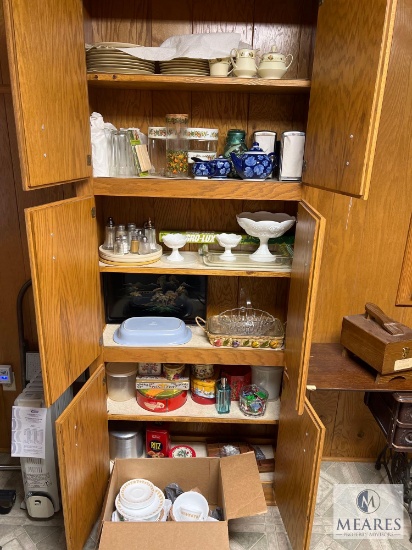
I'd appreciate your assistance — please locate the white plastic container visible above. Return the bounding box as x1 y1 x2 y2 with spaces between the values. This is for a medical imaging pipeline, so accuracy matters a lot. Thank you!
106 362 138 401
251 365 283 400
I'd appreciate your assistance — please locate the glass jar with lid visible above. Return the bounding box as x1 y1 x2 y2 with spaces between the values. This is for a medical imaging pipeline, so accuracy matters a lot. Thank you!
165 114 189 178
184 128 219 152
148 126 167 176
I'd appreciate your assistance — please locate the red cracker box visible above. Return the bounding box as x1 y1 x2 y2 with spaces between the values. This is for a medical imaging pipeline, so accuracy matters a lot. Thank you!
145 423 170 458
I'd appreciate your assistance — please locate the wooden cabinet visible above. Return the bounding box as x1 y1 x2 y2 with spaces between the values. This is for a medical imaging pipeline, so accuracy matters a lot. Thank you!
3 0 398 549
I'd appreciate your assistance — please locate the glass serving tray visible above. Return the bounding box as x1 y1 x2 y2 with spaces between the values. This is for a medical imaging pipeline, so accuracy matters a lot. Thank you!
202 244 293 271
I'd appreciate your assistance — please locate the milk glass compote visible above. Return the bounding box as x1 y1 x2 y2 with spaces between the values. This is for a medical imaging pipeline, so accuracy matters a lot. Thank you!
216 233 242 261
236 211 296 262
162 233 188 262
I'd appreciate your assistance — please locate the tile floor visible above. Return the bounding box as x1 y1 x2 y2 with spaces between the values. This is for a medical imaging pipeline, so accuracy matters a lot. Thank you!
0 455 411 549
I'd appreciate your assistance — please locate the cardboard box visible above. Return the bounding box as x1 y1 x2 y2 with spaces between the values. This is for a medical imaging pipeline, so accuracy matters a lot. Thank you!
99 452 267 549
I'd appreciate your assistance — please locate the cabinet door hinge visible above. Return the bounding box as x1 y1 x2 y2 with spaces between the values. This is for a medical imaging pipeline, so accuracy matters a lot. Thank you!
99 335 103 346
91 207 96 218
302 159 307 172
319 0 324 5
87 154 92 166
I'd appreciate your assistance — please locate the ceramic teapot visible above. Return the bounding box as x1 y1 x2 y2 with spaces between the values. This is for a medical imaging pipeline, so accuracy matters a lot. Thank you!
230 48 259 78
230 142 274 180
257 46 293 79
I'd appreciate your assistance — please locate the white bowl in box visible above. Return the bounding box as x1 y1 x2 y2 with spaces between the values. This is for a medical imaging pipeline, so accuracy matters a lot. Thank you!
113 317 192 346
172 491 209 522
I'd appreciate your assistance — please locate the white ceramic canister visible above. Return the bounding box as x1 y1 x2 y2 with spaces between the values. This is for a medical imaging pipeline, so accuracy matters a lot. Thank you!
251 365 283 400
106 362 138 401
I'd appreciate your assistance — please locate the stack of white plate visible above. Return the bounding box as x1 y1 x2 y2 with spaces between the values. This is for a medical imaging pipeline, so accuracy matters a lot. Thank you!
115 478 166 522
86 42 155 75
159 58 209 76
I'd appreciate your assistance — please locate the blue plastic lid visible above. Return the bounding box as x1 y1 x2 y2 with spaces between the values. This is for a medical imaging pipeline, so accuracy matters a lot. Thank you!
113 317 192 347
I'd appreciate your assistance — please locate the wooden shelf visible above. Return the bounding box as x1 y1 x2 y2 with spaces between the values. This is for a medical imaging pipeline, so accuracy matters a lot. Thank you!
99 251 291 277
308 343 412 392
107 395 279 424
103 324 285 366
87 73 311 94
93 177 302 201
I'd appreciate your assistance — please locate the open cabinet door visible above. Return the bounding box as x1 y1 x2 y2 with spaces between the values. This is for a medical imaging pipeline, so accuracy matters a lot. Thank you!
26 196 102 406
285 201 325 415
304 0 397 199
3 0 91 189
275 375 325 550
56 365 110 550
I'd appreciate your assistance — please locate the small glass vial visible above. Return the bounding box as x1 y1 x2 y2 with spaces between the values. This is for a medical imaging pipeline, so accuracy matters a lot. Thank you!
139 236 151 255
113 236 124 255
116 224 127 239
120 235 128 254
165 114 189 178
215 378 231 414
148 127 167 176
144 218 157 250
102 217 116 250
127 223 137 250
130 234 139 254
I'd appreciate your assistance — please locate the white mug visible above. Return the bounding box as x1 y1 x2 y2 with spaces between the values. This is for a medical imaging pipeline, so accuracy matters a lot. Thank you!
209 57 232 77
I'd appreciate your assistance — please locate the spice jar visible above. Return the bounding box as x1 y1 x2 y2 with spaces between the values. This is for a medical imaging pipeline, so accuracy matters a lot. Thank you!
165 114 189 178
148 127 167 176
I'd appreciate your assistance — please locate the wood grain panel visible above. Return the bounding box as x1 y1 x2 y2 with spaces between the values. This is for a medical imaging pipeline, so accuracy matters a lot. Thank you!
87 74 311 94
207 277 239 318
330 392 386 459
152 90 191 129
86 0 151 45
237 278 289 323
275 378 324 550
88 88 153 135
192 0 253 44
0 1 10 86
26 197 102 406
93 178 303 201
286 202 325 414
252 0 315 80
4 0 91 188
304 0 397 198
248 93 309 147
397 214 412 306
56 366 109 550
307 193 367 343
151 0 192 46
308 390 339 457
191 92 249 156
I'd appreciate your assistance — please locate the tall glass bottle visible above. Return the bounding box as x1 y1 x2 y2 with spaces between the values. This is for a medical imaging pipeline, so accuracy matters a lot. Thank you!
102 217 116 250
215 378 231 414
165 114 189 178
